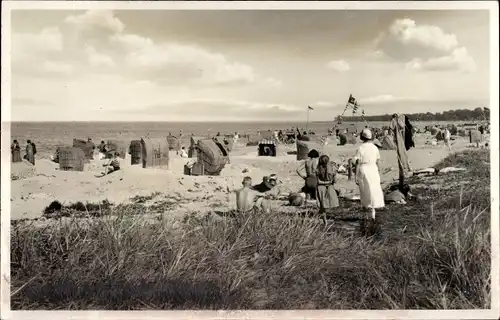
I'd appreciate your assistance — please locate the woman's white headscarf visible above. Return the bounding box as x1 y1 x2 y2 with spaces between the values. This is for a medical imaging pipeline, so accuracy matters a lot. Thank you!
361 128 373 140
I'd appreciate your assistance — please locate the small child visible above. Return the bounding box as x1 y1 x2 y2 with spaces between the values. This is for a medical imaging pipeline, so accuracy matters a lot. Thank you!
180 147 189 158
103 152 121 175
235 176 268 213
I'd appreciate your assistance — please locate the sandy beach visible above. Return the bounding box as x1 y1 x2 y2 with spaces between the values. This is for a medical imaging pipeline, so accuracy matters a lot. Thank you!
10 132 482 221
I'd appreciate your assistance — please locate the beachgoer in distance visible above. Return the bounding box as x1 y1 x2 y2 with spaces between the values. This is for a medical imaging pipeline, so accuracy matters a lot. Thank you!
103 151 121 175
87 138 95 150
443 127 452 151
87 137 96 159
180 147 189 158
233 132 239 145
236 177 269 213
251 174 281 200
354 128 385 220
11 140 22 163
296 149 320 201
98 141 106 153
316 155 339 215
25 140 36 165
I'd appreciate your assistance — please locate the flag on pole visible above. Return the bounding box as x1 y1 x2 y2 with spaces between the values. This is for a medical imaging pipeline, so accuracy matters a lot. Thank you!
348 94 356 105
308 106 314 110
352 102 359 113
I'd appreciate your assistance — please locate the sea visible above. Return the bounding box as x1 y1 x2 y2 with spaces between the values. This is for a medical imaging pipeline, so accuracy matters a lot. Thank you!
9 120 448 158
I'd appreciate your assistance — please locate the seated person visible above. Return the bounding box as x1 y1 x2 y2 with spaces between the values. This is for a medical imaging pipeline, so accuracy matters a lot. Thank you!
103 152 121 175
236 177 269 213
251 174 281 200
180 147 189 158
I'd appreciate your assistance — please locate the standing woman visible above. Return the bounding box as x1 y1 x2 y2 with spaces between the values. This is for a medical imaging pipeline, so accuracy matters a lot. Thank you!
25 139 35 165
11 140 22 163
296 149 320 200
316 155 339 215
354 128 385 220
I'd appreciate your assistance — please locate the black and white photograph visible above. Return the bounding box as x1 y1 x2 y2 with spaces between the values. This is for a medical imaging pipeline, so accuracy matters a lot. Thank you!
1 1 499 319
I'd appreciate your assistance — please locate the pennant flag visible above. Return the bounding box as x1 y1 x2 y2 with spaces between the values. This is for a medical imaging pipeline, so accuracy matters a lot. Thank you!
352 102 359 113
308 106 314 110
348 94 356 105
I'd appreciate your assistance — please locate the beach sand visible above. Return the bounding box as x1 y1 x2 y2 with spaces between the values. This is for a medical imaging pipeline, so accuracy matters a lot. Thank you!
10 133 483 220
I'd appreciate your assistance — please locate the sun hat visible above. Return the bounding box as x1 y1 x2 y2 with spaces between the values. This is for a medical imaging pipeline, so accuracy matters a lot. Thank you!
361 128 373 140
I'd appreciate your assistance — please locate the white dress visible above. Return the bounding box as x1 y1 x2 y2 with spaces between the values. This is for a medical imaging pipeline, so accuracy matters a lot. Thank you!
354 142 385 209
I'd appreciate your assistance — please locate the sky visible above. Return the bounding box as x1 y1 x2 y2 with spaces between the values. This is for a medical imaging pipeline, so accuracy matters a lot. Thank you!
10 9 490 122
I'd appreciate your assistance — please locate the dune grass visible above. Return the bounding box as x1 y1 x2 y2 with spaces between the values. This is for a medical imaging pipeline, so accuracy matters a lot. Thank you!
10 149 491 310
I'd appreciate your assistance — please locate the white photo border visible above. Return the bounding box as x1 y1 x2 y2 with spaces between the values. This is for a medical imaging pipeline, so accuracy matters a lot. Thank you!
1 1 498 319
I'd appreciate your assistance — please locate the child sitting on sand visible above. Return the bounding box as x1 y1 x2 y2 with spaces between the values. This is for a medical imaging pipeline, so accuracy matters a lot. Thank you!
235 176 270 213
103 152 121 175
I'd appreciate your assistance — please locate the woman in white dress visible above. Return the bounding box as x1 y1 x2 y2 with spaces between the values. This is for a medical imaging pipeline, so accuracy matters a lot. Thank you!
354 128 385 220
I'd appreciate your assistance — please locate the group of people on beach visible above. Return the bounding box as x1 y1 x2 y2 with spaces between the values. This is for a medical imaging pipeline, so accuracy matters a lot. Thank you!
236 128 385 221
11 139 37 165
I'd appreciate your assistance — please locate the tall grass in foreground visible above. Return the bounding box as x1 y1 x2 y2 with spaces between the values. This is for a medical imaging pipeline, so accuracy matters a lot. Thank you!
11 150 491 310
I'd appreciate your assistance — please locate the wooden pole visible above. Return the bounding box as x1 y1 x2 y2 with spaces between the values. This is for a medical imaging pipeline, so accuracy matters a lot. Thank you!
348 158 352 181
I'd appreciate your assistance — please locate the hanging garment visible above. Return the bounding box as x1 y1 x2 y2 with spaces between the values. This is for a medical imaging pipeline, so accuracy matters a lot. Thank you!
390 114 411 173
404 116 415 151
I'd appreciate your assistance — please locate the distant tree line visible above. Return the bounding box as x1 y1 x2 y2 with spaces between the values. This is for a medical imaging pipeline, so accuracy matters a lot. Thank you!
341 107 490 122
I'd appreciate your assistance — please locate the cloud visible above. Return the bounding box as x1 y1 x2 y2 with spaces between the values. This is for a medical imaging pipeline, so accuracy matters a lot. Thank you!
263 77 282 87
315 101 335 107
374 18 476 73
112 34 258 86
125 99 304 121
405 47 476 73
12 10 280 87
13 27 63 54
12 27 64 72
43 61 74 75
85 46 116 68
359 94 411 104
366 50 385 59
65 10 125 34
326 59 350 72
